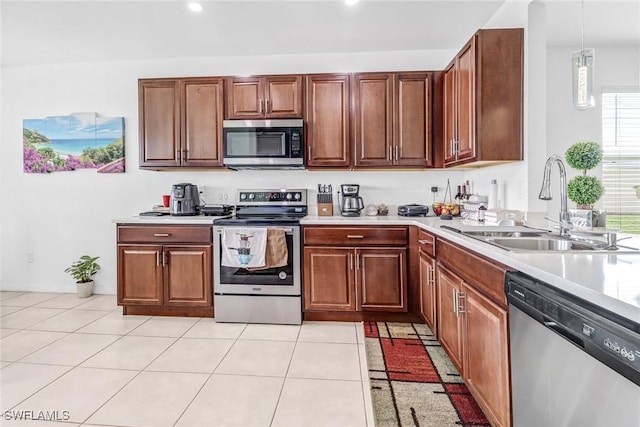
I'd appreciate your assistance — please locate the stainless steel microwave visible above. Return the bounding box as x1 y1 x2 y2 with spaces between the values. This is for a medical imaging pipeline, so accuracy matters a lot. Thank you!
222 119 304 169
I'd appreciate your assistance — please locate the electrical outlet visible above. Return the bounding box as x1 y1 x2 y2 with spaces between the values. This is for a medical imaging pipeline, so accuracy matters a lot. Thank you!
27 251 34 263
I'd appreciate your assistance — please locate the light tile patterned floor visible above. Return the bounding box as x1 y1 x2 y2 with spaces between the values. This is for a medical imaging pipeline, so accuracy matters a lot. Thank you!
0 291 374 427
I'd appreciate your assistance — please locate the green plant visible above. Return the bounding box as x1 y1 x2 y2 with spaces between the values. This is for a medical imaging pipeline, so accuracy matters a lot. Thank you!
567 175 604 207
565 141 604 209
565 141 603 170
64 255 101 283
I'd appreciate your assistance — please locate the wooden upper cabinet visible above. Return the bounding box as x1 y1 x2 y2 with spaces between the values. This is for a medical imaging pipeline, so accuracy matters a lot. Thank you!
395 72 433 167
442 28 523 167
226 75 303 119
139 78 224 169
182 79 224 167
139 80 180 167
353 73 393 167
305 74 351 167
353 72 432 168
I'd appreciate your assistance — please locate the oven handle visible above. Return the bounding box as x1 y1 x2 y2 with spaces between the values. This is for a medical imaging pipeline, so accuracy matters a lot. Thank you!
214 228 295 235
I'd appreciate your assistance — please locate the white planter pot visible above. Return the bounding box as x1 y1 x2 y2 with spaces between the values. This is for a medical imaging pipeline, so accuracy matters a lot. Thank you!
76 281 94 298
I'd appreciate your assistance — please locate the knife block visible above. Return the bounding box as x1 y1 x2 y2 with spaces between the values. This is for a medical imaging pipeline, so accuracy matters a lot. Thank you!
317 202 333 216
317 193 334 216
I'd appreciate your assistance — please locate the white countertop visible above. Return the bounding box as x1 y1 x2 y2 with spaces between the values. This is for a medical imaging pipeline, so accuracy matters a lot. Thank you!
113 215 218 225
113 213 640 323
302 215 640 324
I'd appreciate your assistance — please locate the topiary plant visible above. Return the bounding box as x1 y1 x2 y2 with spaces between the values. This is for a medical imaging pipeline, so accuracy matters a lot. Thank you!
565 141 604 209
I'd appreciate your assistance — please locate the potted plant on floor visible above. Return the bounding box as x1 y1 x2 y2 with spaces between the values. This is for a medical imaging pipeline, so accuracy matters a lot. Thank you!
65 255 101 298
565 141 605 228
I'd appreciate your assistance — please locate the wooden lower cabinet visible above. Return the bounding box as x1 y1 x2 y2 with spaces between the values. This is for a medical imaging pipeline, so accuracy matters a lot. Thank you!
118 245 163 305
419 250 437 334
436 264 464 372
463 283 510 427
163 245 212 307
304 246 407 313
359 248 406 312
303 247 355 311
117 225 213 317
435 238 511 427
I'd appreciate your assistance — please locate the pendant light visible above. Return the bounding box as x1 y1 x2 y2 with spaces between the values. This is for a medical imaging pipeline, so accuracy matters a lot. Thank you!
572 0 595 110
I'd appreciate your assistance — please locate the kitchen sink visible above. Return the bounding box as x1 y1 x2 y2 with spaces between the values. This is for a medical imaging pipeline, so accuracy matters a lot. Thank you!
483 237 599 251
463 231 546 238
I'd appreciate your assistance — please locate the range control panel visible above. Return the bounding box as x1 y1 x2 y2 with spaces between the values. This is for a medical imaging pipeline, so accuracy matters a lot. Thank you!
237 189 307 205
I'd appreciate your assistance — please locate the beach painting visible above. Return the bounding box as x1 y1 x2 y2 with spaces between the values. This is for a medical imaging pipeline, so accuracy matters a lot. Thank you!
23 112 125 173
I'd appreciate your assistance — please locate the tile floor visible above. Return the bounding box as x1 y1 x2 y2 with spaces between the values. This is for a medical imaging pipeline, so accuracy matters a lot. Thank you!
0 291 374 427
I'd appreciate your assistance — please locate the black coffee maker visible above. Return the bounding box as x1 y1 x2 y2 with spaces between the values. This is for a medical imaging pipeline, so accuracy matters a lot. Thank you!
338 184 364 217
170 183 200 216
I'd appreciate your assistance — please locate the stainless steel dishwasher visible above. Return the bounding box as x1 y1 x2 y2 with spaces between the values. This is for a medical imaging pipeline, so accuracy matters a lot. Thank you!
505 271 640 427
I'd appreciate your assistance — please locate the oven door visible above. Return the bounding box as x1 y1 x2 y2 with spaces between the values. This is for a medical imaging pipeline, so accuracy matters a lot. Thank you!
213 225 301 296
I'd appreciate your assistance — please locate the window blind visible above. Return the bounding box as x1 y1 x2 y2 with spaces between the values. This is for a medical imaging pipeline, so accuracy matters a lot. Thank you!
601 91 640 233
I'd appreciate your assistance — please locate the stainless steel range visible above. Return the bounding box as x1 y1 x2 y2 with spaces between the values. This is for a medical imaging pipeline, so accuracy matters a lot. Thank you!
213 189 307 324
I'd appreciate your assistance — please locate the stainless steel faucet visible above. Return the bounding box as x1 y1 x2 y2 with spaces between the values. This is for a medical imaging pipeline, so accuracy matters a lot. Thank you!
539 155 572 236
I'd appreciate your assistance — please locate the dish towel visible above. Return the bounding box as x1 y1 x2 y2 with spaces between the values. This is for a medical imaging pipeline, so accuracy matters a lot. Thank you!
247 228 288 271
221 228 267 268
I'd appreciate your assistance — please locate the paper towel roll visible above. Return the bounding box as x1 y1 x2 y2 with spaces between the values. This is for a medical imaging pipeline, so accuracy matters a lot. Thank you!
488 179 498 210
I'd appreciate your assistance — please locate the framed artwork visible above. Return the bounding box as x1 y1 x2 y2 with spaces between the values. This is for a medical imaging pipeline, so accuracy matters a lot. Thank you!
23 112 125 173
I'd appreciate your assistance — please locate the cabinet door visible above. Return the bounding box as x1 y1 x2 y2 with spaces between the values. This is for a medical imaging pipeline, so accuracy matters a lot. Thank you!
395 72 432 167
463 283 510 427
305 74 351 167
353 73 393 167
163 245 212 307
437 265 464 372
118 245 163 305
139 80 181 167
304 247 355 311
265 75 303 118
358 248 407 312
419 252 437 334
182 79 224 167
442 64 457 165
455 39 476 162
226 77 263 119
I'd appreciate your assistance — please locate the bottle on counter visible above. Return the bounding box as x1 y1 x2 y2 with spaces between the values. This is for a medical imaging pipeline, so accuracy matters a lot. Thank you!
478 205 487 223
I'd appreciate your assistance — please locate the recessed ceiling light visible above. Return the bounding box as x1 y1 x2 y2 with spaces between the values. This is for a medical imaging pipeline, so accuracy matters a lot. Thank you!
345 0 359 6
188 2 203 13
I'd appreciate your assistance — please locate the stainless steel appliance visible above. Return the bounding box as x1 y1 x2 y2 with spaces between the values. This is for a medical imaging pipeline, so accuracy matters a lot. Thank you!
213 189 307 324
338 184 364 217
169 183 199 216
506 271 640 427
222 119 304 169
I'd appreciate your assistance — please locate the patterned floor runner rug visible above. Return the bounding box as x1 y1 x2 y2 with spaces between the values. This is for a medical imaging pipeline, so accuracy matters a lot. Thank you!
364 322 491 427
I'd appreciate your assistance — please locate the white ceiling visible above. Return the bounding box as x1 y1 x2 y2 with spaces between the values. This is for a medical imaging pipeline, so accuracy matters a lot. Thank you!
1 0 638 68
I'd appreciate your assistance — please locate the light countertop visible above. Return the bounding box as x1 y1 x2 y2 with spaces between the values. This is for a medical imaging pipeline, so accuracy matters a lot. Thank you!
114 213 640 323
113 215 218 225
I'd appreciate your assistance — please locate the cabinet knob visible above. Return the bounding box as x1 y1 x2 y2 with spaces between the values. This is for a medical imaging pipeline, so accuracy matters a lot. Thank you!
347 235 364 239
154 233 171 237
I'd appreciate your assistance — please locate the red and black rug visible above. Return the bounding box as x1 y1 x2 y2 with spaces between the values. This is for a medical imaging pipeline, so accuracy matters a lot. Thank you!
364 322 490 427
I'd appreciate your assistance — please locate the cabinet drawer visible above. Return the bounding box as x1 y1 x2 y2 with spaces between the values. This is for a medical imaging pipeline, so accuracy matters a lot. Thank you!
118 225 212 244
304 226 408 246
436 238 510 308
417 228 435 257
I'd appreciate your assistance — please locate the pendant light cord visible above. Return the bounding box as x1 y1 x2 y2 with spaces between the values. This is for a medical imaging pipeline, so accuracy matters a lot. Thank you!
581 0 585 53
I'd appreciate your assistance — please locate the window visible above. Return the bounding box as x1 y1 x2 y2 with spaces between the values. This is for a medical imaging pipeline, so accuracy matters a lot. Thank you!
601 90 640 234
